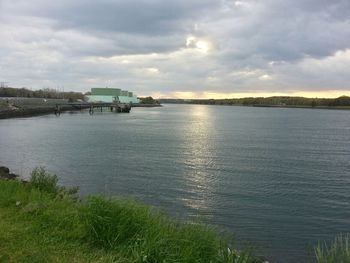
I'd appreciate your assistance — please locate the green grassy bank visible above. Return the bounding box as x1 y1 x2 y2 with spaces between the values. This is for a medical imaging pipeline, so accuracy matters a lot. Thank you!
0 168 349 263
0 168 261 263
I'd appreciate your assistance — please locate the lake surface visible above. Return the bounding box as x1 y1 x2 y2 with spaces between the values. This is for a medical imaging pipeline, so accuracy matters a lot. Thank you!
0 104 349 262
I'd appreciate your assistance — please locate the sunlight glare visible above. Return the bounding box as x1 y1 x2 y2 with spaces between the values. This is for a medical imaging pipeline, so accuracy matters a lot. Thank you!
195 40 210 53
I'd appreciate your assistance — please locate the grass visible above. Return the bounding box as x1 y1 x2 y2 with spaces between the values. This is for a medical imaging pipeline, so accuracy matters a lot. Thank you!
1 168 349 263
315 234 350 263
0 180 116 263
0 168 260 263
83 196 259 263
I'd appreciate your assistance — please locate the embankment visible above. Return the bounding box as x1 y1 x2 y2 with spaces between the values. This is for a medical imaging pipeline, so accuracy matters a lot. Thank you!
0 97 162 119
0 105 88 119
0 97 87 119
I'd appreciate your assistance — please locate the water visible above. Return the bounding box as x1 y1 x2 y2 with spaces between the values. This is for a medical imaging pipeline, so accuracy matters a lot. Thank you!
0 104 349 262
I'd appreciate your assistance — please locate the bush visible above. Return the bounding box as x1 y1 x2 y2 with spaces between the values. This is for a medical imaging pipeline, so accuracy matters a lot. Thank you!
139 96 159 104
29 167 79 198
315 234 350 263
30 167 59 194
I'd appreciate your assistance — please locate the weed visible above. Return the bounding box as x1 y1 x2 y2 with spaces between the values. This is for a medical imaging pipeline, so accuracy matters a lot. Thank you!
315 234 350 263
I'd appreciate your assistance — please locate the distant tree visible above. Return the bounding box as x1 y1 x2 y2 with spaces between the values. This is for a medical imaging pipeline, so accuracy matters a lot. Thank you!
311 100 316 108
139 96 159 104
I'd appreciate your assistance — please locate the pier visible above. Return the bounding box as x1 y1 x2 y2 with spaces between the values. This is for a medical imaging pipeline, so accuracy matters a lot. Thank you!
54 102 131 116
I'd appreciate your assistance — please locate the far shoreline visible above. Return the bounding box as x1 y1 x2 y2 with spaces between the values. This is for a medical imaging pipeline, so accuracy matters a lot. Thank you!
162 101 350 111
1 102 349 120
160 95 350 110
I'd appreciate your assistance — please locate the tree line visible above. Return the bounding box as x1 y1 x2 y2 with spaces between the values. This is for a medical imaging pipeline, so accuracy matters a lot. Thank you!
139 96 160 104
160 96 350 107
0 87 85 101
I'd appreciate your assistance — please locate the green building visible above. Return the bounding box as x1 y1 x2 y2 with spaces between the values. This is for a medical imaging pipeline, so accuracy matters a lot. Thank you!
120 90 129 96
87 88 140 104
91 88 121 97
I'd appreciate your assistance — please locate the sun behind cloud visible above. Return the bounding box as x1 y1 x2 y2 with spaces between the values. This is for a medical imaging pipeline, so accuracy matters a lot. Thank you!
186 36 212 54
195 40 210 53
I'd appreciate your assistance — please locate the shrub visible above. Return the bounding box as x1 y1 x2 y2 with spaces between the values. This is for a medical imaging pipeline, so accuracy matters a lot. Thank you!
30 167 59 194
29 167 79 199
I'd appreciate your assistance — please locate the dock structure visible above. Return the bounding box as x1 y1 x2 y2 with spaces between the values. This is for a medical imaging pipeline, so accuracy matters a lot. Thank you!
54 102 131 116
54 87 138 116
87 102 131 115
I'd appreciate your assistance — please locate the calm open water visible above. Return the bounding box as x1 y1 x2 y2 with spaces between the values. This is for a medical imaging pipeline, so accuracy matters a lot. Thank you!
0 104 349 262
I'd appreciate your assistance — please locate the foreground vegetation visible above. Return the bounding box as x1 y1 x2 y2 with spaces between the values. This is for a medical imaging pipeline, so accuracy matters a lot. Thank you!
0 167 349 262
0 168 261 263
315 235 350 263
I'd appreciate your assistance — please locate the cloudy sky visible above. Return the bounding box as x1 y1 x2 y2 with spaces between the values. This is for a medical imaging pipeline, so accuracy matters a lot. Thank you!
0 0 349 98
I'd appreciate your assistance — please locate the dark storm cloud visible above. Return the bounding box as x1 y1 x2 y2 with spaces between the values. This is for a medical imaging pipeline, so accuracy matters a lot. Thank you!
53 0 217 35
2 0 220 55
4 0 218 35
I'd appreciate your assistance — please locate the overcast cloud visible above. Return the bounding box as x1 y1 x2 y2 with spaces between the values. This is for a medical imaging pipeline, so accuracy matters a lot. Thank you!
0 0 349 98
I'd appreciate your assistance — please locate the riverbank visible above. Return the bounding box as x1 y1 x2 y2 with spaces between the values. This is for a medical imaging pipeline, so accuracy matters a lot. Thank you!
1 166 349 262
0 97 87 119
0 97 161 119
0 105 87 119
251 104 350 110
0 166 263 263
0 104 161 119
160 96 350 110
161 102 350 111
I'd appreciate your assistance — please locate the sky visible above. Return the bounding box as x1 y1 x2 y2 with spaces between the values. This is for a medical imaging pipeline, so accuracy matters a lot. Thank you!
0 0 349 98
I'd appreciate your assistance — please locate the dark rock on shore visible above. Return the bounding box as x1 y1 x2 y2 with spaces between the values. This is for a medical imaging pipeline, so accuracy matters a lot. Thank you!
0 166 19 180
0 166 10 174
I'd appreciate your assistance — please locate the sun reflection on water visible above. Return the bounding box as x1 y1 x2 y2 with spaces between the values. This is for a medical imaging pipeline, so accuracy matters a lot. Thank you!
179 105 218 217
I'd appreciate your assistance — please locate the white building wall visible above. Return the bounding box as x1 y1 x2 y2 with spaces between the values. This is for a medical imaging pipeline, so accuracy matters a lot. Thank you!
118 96 140 104
87 94 140 104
